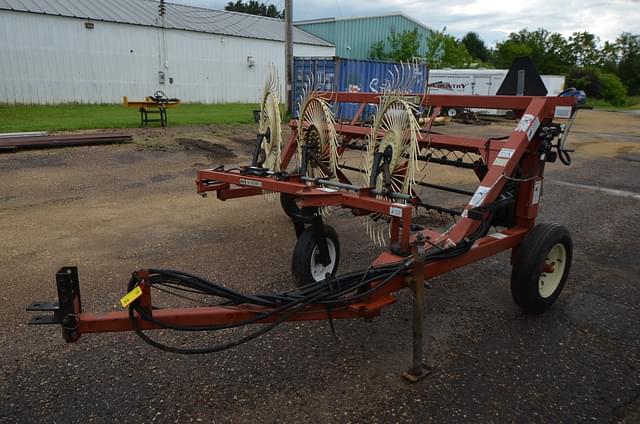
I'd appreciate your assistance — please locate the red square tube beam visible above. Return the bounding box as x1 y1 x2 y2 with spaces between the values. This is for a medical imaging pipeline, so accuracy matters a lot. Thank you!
315 92 575 113
67 226 526 338
196 169 415 250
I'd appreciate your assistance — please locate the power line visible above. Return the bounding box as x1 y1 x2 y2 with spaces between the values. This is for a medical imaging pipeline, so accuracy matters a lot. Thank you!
333 0 342 18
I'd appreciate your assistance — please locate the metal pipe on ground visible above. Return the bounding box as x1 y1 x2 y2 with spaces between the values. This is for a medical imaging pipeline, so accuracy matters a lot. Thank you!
0 131 49 138
0 133 132 152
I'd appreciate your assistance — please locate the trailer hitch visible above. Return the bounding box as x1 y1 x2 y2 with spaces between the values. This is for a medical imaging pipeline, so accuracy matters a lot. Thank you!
27 267 82 342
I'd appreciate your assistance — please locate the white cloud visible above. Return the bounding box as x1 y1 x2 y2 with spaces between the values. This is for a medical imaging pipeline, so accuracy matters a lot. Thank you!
170 0 640 44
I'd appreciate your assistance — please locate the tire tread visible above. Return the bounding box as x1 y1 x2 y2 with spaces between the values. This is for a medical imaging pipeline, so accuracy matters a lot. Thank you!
511 223 572 314
291 225 340 287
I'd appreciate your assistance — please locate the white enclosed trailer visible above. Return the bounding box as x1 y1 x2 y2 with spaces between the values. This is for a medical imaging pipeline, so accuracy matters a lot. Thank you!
427 69 566 116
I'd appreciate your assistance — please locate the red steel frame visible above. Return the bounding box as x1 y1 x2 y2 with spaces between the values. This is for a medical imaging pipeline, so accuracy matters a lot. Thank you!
32 93 577 348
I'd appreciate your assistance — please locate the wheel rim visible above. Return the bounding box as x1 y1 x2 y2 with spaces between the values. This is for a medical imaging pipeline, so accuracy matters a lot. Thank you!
447 108 457 118
310 239 337 282
538 243 567 298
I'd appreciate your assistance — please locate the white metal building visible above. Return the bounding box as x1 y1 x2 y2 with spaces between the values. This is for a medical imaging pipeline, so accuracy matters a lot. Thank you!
0 0 335 104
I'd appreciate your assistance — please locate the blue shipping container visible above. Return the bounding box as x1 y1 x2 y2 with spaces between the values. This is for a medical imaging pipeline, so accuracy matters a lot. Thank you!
293 57 429 122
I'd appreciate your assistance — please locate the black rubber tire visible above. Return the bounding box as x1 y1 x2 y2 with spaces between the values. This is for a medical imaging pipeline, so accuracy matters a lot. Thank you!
446 108 459 118
280 193 300 218
511 223 573 314
291 225 340 287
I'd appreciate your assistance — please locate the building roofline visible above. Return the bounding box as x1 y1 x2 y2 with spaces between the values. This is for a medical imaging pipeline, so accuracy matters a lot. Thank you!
0 0 334 47
295 11 431 32
163 0 287 23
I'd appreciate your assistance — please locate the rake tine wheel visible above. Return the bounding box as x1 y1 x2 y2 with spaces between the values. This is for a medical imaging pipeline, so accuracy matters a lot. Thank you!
254 64 284 201
295 75 340 217
362 86 422 246
296 75 340 180
257 63 283 172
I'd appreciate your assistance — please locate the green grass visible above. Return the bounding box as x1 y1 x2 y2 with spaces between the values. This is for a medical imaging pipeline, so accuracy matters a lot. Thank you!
0 103 258 133
587 96 640 111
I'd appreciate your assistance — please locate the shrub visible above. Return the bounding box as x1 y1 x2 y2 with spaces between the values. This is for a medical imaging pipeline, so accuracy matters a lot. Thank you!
599 72 628 105
567 68 628 105
567 68 603 97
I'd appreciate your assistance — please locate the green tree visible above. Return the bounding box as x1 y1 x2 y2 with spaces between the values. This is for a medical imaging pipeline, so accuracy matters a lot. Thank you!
493 28 572 74
568 31 601 67
461 32 489 62
492 39 533 68
369 29 421 62
616 32 640 95
225 1 284 18
369 41 386 61
545 32 574 74
425 29 472 68
598 40 620 74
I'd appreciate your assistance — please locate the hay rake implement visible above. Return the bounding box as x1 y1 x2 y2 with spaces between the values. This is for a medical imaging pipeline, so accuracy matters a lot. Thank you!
28 70 582 380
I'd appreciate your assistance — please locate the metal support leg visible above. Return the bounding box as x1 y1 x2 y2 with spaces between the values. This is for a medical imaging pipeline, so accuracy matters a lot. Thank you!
291 207 330 266
300 145 310 176
402 235 430 382
251 133 266 167
292 217 306 238
309 213 330 266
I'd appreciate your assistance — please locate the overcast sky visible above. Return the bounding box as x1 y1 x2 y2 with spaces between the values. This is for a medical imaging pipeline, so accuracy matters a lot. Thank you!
170 0 639 45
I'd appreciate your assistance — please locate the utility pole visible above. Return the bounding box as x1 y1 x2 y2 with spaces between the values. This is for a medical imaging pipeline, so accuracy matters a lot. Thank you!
158 0 167 85
284 0 293 114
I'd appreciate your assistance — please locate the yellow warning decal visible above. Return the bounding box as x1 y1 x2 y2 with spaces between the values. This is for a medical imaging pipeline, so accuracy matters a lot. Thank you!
120 286 143 308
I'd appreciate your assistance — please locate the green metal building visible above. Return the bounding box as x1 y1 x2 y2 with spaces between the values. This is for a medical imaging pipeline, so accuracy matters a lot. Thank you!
295 12 431 60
